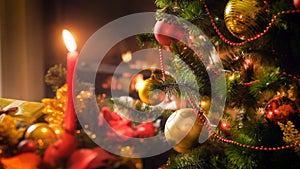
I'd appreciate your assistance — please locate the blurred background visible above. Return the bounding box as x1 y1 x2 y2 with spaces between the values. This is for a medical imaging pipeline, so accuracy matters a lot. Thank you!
0 0 156 101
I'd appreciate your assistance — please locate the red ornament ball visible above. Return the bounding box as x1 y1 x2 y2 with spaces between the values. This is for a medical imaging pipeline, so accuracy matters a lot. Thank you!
264 96 299 123
219 121 230 130
17 140 37 153
295 0 300 9
154 20 185 46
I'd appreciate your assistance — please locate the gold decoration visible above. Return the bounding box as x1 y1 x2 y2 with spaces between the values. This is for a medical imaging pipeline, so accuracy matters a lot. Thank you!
164 108 203 153
24 123 57 149
42 84 67 126
224 0 269 40
49 124 64 138
138 75 166 105
0 98 44 125
278 121 300 152
199 97 211 112
0 114 24 147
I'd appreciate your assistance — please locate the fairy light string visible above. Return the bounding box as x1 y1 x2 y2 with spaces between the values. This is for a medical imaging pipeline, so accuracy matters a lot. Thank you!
202 1 300 46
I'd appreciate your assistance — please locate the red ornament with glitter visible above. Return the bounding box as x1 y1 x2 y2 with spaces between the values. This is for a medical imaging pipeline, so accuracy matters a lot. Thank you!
154 20 185 46
264 96 299 123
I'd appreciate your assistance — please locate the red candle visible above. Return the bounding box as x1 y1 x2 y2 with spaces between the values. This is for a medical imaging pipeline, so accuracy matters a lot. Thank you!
62 29 78 132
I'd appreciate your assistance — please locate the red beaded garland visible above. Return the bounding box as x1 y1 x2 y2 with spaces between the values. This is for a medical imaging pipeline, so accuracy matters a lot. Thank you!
188 99 300 151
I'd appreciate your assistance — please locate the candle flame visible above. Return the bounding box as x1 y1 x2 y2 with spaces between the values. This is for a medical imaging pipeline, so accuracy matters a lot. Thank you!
62 29 77 52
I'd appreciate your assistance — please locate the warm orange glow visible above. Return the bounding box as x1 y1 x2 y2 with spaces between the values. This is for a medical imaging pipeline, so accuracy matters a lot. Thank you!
41 127 48 133
122 51 132 63
200 100 207 107
54 129 61 135
222 122 227 128
220 121 229 130
245 58 253 65
62 29 77 52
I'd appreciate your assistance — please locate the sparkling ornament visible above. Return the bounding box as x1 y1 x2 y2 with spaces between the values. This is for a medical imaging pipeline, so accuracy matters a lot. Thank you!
199 97 211 112
295 0 300 9
49 124 64 138
129 69 153 99
138 76 166 105
264 96 299 123
164 108 203 153
24 123 57 149
154 20 185 46
224 0 269 40
219 121 230 130
137 69 172 106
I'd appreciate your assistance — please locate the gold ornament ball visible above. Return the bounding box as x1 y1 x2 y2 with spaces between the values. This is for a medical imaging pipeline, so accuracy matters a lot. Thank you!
138 76 166 105
49 124 65 138
164 108 203 153
224 0 269 40
24 123 57 149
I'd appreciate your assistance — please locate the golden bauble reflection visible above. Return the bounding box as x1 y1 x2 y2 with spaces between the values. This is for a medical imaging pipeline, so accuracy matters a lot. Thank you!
164 108 203 153
138 77 166 105
224 0 269 40
24 123 57 149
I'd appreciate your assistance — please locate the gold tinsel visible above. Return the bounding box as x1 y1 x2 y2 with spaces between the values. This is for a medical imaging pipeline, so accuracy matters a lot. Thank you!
0 114 24 157
42 84 67 126
278 121 300 152
42 84 94 138
0 115 24 146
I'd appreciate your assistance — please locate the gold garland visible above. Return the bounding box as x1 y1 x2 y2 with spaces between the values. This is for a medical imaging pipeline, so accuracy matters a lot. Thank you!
278 121 300 152
42 84 67 126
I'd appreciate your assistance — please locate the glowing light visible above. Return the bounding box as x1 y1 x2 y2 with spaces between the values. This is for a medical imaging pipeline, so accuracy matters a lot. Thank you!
229 74 235 81
54 129 62 135
122 51 132 63
245 58 253 65
200 100 207 107
220 121 230 130
62 29 77 52
135 77 144 92
41 127 48 133
268 111 273 115
225 4 231 14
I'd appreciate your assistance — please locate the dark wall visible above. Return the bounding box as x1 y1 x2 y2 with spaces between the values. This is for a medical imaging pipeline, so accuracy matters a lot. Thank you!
42 0 156 97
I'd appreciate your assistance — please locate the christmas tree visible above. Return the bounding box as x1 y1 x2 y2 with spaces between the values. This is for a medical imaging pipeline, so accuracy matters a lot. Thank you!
132 0 300 168
1 0 300 169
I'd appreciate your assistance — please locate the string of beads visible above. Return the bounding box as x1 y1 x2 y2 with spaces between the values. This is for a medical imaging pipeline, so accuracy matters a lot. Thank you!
188 99 300 151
